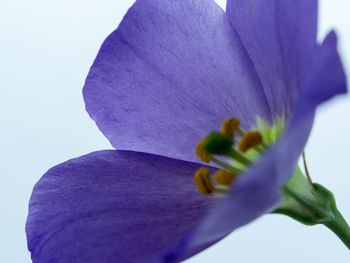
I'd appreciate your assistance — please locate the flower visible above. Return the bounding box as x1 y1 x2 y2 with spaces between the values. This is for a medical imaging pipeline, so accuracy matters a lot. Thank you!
26 0 347 263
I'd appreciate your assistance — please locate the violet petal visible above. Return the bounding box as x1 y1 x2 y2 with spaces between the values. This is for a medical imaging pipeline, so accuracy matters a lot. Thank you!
83 0 271 163
227 0 318 118
26 150 214 263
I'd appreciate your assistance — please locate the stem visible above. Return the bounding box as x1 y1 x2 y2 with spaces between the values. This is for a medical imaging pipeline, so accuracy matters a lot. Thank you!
325 210 350 249
275 180 350 250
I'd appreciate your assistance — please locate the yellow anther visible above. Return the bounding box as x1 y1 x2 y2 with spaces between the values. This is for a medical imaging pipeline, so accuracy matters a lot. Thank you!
238 131 263 152
194 167 214 195
214 170 237 186
221 118 241 137
195 140 212 163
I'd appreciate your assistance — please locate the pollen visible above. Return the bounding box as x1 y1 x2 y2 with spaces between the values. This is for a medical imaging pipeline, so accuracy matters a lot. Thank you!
194 167 214 195
195 140 212 163
214 170 237 186
221 118 241 137
238 131 263 152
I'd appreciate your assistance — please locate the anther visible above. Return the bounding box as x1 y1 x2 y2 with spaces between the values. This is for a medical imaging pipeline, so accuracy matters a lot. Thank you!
221 118 241 137
195 140 212 163
214 170 237 186
194 168 214 195
238 131 263 152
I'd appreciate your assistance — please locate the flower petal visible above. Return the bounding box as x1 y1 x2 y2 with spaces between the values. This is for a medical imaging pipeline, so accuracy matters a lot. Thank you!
83 0 271 162
26 150 216 263
226 0 318 118
156 31 347 262
292 31 348 119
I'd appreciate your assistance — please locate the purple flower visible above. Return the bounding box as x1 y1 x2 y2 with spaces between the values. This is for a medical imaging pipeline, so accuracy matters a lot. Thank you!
26 0 347 263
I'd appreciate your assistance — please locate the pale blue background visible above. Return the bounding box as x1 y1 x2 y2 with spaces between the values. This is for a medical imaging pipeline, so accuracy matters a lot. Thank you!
1 0 349 262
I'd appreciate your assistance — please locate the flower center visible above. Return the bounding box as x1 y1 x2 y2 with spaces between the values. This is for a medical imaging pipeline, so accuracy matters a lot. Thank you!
194 117 285 195
193 120 350 246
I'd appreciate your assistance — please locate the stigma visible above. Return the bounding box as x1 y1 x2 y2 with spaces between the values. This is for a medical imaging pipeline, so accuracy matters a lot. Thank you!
194 117 281 196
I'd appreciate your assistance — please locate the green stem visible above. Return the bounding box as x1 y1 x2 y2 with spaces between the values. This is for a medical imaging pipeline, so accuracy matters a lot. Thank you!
325 210 350 249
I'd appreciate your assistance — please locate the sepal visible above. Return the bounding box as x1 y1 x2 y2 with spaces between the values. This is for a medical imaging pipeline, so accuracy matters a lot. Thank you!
274 168 350 249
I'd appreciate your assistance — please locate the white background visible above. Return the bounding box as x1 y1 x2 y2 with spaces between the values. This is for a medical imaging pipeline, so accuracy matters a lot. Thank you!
0 0 349 262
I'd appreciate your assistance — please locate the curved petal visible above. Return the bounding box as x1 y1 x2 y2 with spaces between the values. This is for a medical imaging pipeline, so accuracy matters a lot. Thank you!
156 31 347 262
83 0 271 163
226 0 318 119
26 150 217 263
292 31 348 119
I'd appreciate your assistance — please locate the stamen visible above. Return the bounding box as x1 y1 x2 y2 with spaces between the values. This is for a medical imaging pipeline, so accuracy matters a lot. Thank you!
238 131 263 152
193 117 284 196
195 140 212 163
196 135 244 173
214 170 237 186
194 168 214 195
211 157 244 174
229 149 252 166
221 118 241 137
